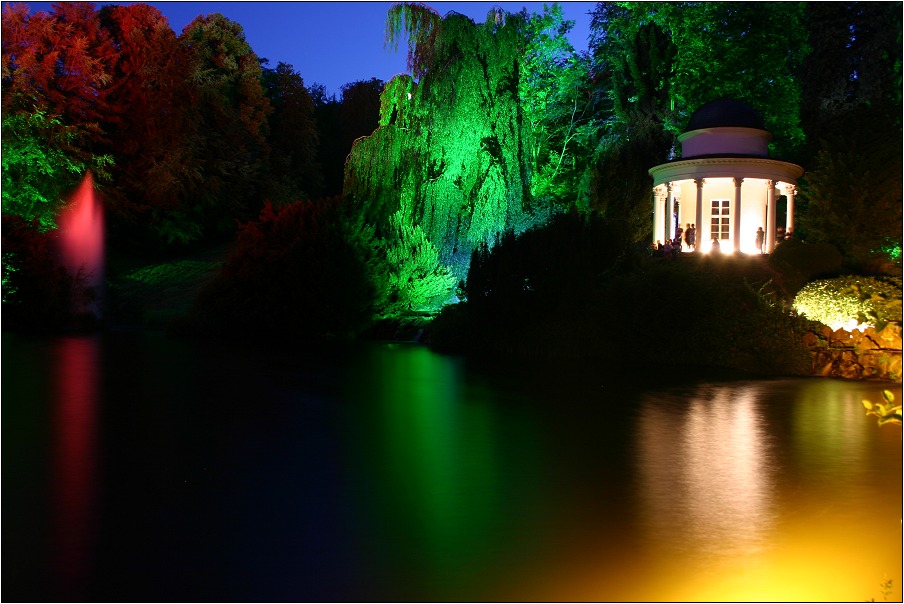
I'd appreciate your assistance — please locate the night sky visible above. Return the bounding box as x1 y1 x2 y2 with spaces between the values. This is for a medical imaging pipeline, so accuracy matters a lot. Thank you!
16 1 597 95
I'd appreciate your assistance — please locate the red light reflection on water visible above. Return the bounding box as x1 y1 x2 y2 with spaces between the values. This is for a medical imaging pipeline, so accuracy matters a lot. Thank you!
52 336 100 600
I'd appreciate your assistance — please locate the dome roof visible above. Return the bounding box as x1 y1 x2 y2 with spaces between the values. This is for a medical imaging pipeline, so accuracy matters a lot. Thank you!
684 98 765 132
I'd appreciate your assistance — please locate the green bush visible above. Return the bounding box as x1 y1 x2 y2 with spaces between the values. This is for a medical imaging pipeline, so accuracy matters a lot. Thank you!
792 275 903 330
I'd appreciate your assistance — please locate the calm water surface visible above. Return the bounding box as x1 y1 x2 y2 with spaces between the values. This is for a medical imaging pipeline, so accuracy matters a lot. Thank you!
2 332 901 602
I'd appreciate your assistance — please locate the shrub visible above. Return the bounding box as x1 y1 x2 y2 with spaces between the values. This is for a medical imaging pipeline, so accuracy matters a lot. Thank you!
381 209 457 315
433 222 814 375
181 198 378 340
792 275 903 330
769 239 843 297
1 215 78 331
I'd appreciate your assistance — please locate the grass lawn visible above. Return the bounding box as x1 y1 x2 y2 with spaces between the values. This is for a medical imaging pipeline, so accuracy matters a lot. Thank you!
106 243 232 330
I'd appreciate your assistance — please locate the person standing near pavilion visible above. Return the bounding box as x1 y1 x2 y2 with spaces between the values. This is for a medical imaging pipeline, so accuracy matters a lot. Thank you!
755 226 765 254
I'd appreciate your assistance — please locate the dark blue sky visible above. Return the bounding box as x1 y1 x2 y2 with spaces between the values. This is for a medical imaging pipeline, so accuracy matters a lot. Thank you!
16 1 597 96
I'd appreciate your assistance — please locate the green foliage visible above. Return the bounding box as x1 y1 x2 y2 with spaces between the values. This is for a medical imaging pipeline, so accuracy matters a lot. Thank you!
383 209 457 314
2 251 17 303
516 4 601 209
590 2 807 157
349 6 571 317
384 2 441 79
792 276 903 330
1 109 91 230
862 390 902 428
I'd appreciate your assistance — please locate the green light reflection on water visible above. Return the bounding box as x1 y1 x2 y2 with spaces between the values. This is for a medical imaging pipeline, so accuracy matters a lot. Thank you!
341 344 544 599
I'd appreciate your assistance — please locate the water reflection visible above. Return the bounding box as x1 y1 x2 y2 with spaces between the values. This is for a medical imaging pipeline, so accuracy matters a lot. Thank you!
3 335 900 602
345 344 541 600
637 383 776 559
52 336 100 600
792 379 877 482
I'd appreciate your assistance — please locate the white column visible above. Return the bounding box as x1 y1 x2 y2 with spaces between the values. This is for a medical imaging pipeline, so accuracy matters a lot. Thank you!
652 186 662 244
695 179 704 251
665 182 674 241
733 177 743 253
765 180 776 253
785 184 797 235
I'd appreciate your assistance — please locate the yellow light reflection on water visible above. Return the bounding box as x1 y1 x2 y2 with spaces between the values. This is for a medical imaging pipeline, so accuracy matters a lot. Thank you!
635 384 779 596
517 381 902 602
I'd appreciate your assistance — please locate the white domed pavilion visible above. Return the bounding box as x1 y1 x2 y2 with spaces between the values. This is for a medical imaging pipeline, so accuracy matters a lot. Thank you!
648 99 804 254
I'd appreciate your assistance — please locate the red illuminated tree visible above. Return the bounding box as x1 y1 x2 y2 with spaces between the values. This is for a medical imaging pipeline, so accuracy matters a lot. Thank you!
1 2 115 227
2 2 118 146
97 3 200 246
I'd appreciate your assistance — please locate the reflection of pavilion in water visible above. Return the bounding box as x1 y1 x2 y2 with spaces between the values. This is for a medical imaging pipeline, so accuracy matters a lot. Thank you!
635 383 777 559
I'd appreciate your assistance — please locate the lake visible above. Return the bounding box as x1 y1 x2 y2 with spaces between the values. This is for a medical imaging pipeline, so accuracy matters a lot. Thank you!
2 331 901 601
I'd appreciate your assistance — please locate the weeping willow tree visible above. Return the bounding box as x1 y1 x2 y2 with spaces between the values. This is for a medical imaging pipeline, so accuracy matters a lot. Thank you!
346 4 577 314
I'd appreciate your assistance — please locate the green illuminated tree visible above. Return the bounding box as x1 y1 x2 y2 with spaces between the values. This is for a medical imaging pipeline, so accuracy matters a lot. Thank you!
384 2 441 79
0 110 108 230
516 5 602 209
383 207 457 314
590 2 807 157
347 4 583 316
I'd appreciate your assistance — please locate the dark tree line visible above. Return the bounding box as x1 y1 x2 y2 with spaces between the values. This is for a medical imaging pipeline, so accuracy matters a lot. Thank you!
2 2 381 251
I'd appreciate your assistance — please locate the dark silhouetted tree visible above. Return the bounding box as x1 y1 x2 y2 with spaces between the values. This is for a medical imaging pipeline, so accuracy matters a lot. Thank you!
183 197 379 340
173 13 271 243
340 78 384 150
261 61 323 204
310 82 345 197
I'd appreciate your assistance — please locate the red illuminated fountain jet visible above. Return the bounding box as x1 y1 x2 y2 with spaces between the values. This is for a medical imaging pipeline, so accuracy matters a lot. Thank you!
56 171 104 325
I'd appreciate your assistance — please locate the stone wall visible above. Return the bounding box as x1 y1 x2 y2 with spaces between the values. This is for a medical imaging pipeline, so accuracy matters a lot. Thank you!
802 323 903 382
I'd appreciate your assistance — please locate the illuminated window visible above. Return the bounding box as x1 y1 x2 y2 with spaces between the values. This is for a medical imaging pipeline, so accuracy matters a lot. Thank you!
711 199 730 240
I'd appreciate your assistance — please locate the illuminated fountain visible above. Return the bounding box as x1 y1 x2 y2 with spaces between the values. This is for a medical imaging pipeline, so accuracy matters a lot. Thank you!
56 171 105 323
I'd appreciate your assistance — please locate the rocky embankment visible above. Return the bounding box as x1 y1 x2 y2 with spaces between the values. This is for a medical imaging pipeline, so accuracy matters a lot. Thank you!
803 323 903 381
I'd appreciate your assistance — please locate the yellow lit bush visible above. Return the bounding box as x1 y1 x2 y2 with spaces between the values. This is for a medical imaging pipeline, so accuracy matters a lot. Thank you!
792 276 902 331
